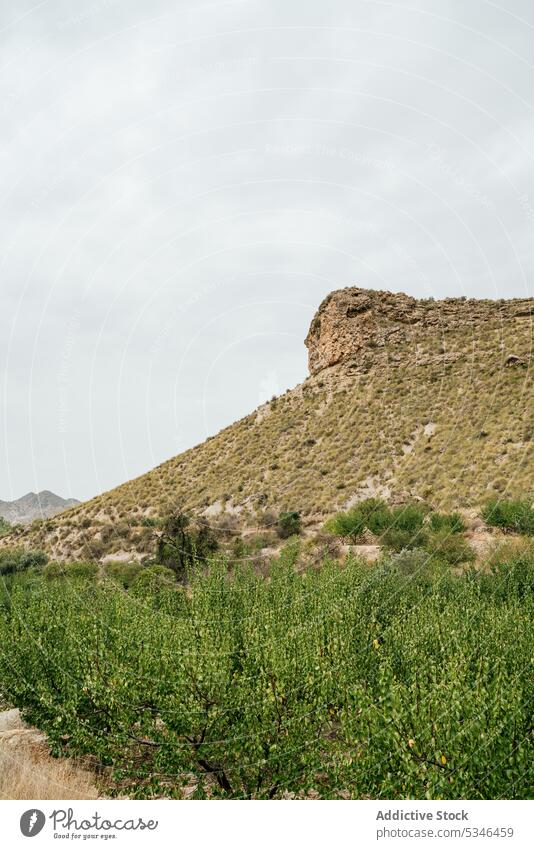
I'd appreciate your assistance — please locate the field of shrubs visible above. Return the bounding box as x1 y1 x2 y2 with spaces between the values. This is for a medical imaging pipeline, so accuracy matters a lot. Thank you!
0 498 532 800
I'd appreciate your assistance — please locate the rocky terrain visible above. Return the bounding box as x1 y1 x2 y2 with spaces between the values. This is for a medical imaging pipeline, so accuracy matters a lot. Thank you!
1 286 532 561
305 287 532 374
0 491 79 525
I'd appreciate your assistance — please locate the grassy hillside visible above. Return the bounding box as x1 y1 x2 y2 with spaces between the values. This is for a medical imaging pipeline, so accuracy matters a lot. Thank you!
3 288 532 560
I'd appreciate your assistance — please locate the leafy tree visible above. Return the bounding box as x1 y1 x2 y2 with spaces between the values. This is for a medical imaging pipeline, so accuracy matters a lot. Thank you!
358 498 391 534
156 511 218 579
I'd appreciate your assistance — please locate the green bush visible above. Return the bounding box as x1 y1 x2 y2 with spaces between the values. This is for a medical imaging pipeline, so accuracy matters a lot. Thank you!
130 565 176 594
0 548 48 576
277 511 302 539
382 527 428 553
365 504 392 535
325 500 426 544
0 518 11 538
429 512 466 533
19 550 49 570
380 548 433 578
482 499 534 535
324 508 366 542
43 561 98 580
355 498 388 529
424 530 475 565
103 561 143 588
389 503 426 533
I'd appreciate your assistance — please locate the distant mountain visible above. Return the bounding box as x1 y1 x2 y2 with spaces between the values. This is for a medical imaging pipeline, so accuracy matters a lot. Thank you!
0 491 80 525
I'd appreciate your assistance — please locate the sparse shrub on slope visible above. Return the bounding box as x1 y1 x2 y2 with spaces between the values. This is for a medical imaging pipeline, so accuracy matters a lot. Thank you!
80 540 107 561
324 507 366 542
482 498 534 535
325 499 427 549
429 512 466 533
381 527 428 553
423 529 475 565
277 511 302 539
140 517 158 527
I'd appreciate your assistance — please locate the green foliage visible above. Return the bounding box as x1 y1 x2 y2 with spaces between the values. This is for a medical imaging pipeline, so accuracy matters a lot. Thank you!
381 527 428 553
0 554 532 799
380 548 433 578
277 511 302 539
423 530 475 565
156 512 218 579
325 500 426 545
482 499 534 535
0 548 48 576
390 503 426 532
130 565 176 595
364 504 392 535
43 561 98 580
0 517 11 538
102 561 144 588
429 512 466 533
140 517 158 527
324 507 366 542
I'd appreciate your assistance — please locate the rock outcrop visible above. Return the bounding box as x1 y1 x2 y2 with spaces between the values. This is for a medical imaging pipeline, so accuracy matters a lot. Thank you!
305 286 532 376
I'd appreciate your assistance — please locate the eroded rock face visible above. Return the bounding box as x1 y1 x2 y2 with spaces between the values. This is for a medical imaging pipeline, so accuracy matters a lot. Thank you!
305 286 533 376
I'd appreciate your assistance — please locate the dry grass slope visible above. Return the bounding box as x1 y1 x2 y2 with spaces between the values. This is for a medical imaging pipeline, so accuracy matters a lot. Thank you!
3 288 532 560
0 710 98 800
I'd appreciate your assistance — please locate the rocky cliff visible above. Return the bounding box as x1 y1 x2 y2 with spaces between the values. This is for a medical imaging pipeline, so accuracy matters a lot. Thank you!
305 287 532 376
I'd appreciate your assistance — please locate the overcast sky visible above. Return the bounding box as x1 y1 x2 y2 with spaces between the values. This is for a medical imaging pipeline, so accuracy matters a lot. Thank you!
1 0 533 502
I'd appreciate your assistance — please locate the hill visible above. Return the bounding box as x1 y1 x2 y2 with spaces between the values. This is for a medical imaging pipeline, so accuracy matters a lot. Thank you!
0 491 79 526
2 286 532 561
